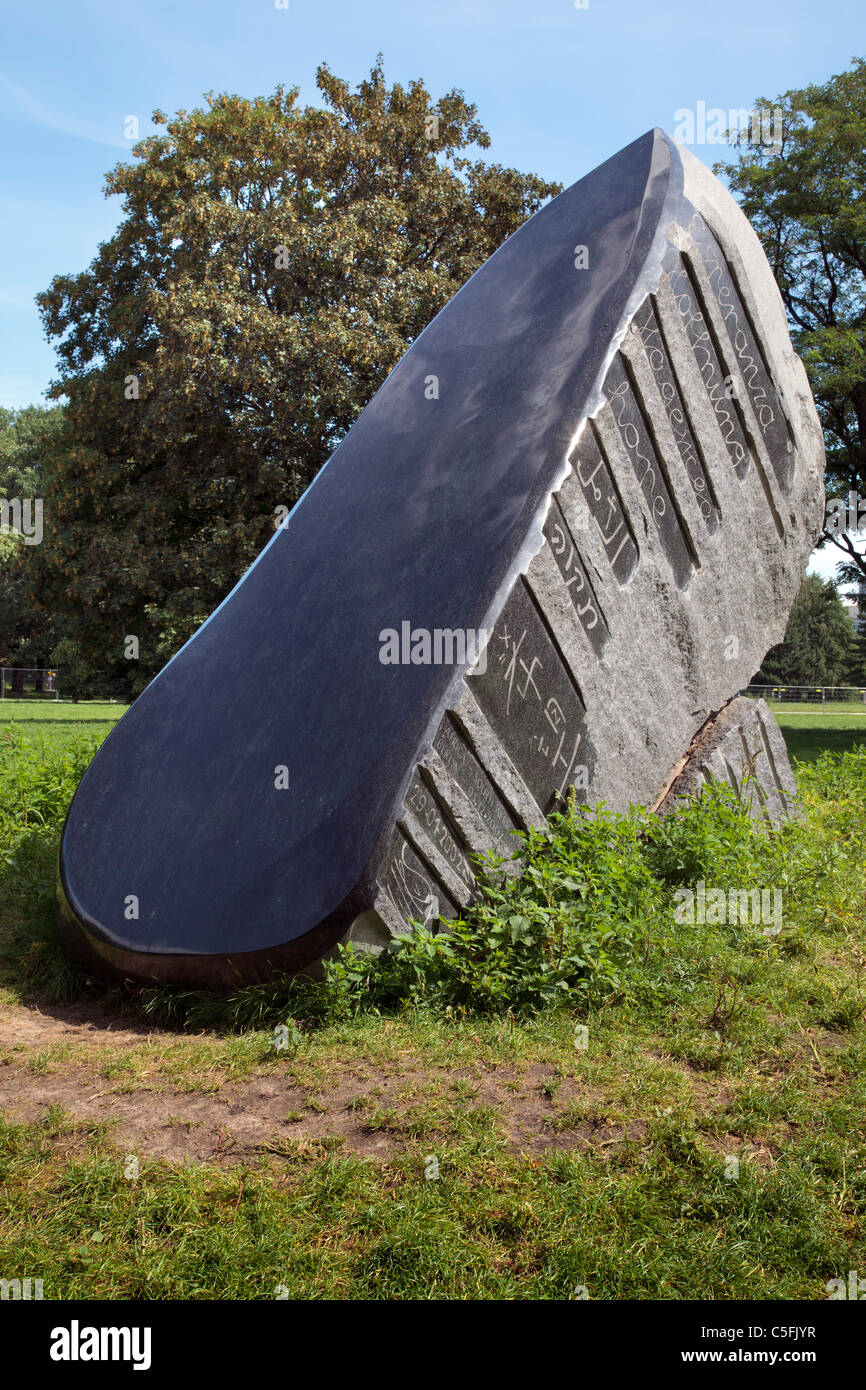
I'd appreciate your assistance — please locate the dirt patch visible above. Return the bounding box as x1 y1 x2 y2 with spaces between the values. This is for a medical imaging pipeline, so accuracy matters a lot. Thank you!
0 1004 800 1168
699 1131 781 1170
0 1060 619 1164
0 1000 168 1049
0 1003 636 1164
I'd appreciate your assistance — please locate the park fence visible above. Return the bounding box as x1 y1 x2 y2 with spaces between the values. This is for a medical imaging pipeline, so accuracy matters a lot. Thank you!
0 667 59 700
745 684 866 706
2 669 863 707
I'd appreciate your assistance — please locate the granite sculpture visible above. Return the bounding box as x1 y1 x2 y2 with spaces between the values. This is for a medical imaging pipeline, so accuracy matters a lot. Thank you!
57 129 825 985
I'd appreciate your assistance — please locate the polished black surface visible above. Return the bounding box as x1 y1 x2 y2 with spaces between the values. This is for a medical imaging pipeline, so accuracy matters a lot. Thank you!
58 129 684 978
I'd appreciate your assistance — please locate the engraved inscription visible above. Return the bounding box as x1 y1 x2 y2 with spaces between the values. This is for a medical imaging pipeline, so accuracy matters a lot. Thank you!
433 716 516 845
631 298 720 532
666 251 751 480
404 772 474 886
377 830 456 933
544 495 610 653
570 424 639 585
469 580 595 811
603 355 694 589
687 213 794 491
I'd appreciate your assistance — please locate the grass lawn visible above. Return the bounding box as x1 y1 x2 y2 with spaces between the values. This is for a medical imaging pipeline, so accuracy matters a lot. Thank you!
0 700 125 760
767 700 866 763
0 696 864 1300
4 695 863 771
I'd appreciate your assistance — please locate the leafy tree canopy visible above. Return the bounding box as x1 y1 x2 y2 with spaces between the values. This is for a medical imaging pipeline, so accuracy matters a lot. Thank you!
36 59 560 694
717 57 866 587
0 405 64 668
755 574 860 687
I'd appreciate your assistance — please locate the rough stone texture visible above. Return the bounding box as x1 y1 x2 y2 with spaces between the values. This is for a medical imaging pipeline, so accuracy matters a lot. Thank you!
57 130 824 986
652 697 799 825
342 141 823 952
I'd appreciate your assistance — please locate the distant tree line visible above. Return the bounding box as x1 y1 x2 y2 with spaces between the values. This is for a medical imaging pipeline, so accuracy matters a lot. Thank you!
754 575 866 688
718 57 866 592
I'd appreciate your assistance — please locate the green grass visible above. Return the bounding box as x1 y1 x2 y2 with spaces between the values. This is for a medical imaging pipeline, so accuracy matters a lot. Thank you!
0 700 125 761
767 699 866 763
1 698 865 1299
3 695 863 777
1 1092 860 1300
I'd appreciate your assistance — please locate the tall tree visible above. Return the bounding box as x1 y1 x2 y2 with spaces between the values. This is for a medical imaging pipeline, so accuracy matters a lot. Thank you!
36 60 560 695
0 405 64 671
717 58 866 587
755 574 859 687
849 580 866 685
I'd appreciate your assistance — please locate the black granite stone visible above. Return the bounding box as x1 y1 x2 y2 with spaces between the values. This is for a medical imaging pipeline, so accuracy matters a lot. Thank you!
376 830 458 933
602 354 695 589
685 215 794 491
432 716 517 846
402 771 475 889
55 127 818 985
630 299 720 532
60 129 674 983
665 251 753 481
543 496 611 654
468 579 594 813
569 423 640 585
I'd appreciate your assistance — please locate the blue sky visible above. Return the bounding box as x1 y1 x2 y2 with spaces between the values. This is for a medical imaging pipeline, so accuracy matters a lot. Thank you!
1 0 863 578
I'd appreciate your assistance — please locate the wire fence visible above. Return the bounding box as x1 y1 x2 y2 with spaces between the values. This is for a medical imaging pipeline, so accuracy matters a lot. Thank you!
745 684 866 707
1 670 864 709
0 667 60 700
